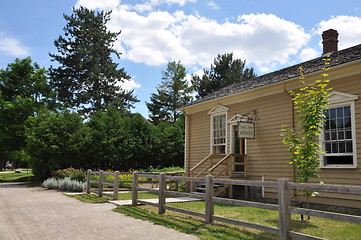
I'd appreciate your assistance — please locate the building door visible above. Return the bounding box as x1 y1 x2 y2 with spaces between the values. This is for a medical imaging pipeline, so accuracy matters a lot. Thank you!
231 125 246 175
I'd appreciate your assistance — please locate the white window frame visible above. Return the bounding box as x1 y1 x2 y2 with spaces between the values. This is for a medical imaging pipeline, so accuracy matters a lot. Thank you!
320 91 358 168
209 105 228 155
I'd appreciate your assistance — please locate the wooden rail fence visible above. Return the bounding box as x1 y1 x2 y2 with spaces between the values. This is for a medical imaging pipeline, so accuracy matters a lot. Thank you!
85 171 361 240
85 170 180 200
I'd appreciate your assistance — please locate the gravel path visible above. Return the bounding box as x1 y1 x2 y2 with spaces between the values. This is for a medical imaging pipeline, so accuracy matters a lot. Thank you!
0 182 199 240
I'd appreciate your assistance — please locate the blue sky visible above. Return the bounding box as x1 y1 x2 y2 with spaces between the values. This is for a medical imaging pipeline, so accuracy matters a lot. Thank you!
1 0 361 117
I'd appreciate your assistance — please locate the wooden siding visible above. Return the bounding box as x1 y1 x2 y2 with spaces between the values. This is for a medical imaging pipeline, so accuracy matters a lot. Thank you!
188 110 211 176
228 91 294 181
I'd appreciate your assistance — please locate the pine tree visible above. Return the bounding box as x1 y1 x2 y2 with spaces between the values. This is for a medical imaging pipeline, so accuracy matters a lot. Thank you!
49 7 137 113
146 61 192 124
191 52 256 98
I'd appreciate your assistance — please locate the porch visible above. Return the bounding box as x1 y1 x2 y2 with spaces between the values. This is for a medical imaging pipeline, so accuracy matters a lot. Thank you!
189 153 250 197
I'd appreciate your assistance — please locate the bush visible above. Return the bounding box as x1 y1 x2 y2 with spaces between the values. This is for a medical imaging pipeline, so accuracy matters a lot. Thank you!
42 177 85 192
52 168 85 182
58 177 85 192
42 178 59 189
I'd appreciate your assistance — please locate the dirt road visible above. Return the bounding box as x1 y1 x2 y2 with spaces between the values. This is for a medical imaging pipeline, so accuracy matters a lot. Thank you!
0 182 198 240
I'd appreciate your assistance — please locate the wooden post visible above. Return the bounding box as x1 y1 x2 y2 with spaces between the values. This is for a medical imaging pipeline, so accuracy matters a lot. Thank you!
86 169 91 194
278 178 291 240
98 170 104 198
132 171 138 206
205 175 214 224
174 180 179 191
158 173 166 214
113 171 120 200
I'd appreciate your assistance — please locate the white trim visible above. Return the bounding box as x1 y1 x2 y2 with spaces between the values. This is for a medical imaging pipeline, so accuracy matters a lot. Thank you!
229 122 247 154
184 114 189 173
209 105 228 154
320 92 358 168
228 113 249 124
328 91 358 104
208 104 229 115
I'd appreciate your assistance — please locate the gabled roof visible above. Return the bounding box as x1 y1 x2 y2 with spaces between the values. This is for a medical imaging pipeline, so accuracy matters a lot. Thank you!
184 43 361 108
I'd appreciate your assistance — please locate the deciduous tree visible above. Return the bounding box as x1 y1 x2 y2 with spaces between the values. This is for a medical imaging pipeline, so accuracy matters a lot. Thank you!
0 57 54 169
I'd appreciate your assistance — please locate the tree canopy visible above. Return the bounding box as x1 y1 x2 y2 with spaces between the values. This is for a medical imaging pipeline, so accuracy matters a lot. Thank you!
191 52 256 98
49 7 137 113
146 61 193 124
0 57 53 169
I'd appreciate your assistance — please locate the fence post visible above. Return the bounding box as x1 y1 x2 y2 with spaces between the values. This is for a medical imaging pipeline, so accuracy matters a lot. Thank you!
174 180 179 191
158 173 166 214
98 170 104 198
113 171 120 200
132 171 138 206
278 178 291 240
205 175 214 224
86 169 91 194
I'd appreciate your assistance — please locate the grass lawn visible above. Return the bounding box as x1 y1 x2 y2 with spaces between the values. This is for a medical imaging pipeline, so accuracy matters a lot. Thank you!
0 171 34 183
68 192 361 239
67 192 160 203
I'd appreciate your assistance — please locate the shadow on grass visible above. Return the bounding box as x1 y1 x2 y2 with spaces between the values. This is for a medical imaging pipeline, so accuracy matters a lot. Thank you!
115 205 278 240
68 194 112 203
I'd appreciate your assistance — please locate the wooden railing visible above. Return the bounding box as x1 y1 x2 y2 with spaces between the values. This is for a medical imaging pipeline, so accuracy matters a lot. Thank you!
189 153 214 178
85 170 361 239
129 173 361 240
208 153 231 177
86 170 181 199
207 153 248 178
86 170 121 199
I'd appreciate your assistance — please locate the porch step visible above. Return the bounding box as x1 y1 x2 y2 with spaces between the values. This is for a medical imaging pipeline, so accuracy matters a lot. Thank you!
195 183 224 194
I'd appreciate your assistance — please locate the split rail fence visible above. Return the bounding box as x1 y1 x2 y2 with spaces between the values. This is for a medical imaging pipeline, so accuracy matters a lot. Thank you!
85 170 179 199
86 170 361 240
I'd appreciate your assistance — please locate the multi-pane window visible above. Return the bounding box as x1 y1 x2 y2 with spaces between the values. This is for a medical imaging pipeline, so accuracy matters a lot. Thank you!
213 115 226 154
323 105 354 165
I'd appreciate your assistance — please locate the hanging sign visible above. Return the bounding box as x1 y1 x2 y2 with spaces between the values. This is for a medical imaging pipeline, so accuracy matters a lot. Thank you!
238 122 255 139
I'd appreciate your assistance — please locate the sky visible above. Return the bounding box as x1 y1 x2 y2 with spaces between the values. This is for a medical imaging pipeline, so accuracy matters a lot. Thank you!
1 0 361 117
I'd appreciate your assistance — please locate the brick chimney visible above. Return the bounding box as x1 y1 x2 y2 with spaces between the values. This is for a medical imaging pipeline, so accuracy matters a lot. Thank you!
322 29 339 54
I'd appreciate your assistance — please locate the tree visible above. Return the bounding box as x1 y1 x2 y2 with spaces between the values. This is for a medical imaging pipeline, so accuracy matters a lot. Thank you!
0 57 54 169
49 7 137 113
146 61 192 124
191 52 256 98
281 55 332 185
153 116 185 168
25 110 89 181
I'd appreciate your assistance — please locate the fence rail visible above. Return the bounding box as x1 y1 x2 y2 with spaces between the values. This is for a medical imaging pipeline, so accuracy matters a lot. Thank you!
86 170 361 240
86 170 181 199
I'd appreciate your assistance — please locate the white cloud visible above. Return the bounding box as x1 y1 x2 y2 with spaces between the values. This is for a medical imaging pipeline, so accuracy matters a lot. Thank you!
108 9 310 73
75 0 195 11
75 1 312 73
150 0 196 6
314 16 361 50
75 0 120 10
118 78 141 91
299 47 319 62
207 1 219 9
0 33 28 56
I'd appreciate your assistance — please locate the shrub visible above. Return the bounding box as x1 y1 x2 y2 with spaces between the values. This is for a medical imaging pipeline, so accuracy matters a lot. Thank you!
42 178 59 189
52 168 85 182
42 177 85 192
58 177 85 192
